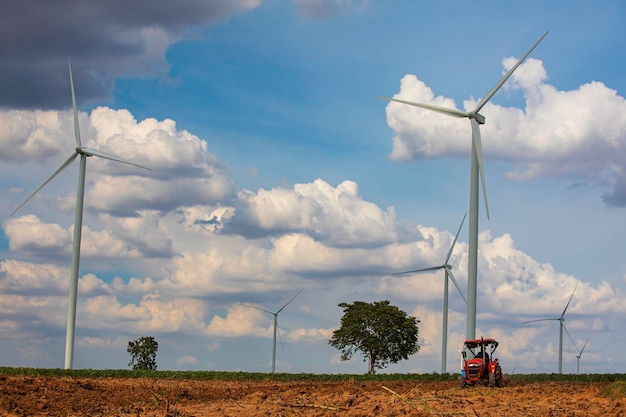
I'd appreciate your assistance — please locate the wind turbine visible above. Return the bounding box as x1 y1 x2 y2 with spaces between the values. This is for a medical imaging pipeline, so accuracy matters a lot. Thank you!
575 337 590 374
377 31 548 340
239 288 304 373
393 212 468 373
511 360 519 375
10 62 151 369
521 282 578 374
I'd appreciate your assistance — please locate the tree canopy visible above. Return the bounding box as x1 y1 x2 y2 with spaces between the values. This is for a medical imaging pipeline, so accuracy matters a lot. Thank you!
127 336 158 370
328 300 420 374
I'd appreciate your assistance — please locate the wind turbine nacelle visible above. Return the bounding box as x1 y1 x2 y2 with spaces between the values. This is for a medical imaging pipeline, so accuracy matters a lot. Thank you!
474 113 486 125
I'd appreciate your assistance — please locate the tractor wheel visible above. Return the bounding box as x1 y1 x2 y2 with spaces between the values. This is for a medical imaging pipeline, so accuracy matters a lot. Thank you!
495 367 504 388
488 372 496 388
458 375 467 389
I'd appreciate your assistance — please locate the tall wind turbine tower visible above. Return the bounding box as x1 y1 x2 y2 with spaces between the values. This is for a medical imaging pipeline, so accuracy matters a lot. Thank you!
393 212 467 373
378 32 548 340
522 282 578 374
240 288 304 373
11 63 151 369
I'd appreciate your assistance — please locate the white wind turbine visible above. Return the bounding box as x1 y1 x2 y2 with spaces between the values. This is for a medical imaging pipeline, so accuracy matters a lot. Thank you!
521 282 578 374
575 337 590 374
10 62 151 369
377 31 548 340
240 288 304 373
393 212 468 373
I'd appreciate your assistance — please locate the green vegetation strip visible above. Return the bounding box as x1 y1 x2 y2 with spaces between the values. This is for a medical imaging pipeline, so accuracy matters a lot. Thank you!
0 367 623 383
508 373 625 383
0 368 451 381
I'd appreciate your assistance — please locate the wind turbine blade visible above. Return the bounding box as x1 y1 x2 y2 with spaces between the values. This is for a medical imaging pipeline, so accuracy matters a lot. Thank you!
11 152 79 216
445 212 467 263
474 31 549 113
376 96 468 118
276 288 304 314
393 265 443 275
80 147 152 171
447 268 467 304
276 321 285 351
471 119 490 220
579 337 590 355
69 62 81 148
238 303 273 315
521 318 559 324
563 324 578 351
561 282 578 318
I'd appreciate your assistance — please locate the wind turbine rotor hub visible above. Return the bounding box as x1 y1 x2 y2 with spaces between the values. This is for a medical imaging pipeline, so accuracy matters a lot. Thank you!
77 147 94 157
472 113 486 125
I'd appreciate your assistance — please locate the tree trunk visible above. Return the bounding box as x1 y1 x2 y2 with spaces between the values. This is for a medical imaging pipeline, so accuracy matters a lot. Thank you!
369 353 376 374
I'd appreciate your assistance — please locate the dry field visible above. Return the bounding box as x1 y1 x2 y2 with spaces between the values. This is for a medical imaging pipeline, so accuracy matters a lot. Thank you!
0 375 625 416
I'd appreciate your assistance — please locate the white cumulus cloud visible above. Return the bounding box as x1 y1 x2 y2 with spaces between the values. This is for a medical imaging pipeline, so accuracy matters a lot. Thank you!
383 58 626 205
224 179 398 248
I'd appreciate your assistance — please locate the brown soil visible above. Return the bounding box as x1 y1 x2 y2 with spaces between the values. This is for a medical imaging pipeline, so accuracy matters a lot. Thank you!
0 375 624 416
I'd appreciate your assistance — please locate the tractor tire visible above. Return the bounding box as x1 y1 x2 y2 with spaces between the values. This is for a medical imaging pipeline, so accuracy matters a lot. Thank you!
495 366 504 388
458 375 467 389
489 367 504 388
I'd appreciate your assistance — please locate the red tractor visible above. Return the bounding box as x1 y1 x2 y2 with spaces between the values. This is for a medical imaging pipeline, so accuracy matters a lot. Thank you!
458 337 504 388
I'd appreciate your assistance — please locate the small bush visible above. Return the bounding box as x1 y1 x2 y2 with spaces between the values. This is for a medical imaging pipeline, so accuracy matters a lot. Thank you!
602 381 626 399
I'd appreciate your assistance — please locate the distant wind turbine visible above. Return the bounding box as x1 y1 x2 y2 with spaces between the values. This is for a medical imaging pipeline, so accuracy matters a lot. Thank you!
521 282 578 374
240 288 304 373
10 62 151 369
575 337 590 374
377 31 548 340
393 212 468 373
511 360 519 375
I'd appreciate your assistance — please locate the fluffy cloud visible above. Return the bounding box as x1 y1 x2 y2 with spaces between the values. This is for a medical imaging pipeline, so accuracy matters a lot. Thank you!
223 179 398 248
92 212 174 258
162 239 276 296
0 110 71 162
383 58 626 205
82 293 209 334
285 327 334 342
5 107 236 217
3 213 170 260
477 231 626 319
3 215 70 257
206 305 272 338
86 107 225 178
86 176 233 216
0 259 68 295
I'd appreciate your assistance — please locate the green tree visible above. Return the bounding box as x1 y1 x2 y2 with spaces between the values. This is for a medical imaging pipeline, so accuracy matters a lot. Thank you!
127 336 158 370
329 300 420 374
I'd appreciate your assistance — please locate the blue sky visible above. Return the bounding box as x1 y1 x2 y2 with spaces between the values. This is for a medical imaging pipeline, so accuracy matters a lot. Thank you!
1 0 625 374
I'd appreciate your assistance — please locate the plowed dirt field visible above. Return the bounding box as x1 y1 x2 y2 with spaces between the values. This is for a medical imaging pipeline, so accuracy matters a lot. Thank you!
0 375 624 416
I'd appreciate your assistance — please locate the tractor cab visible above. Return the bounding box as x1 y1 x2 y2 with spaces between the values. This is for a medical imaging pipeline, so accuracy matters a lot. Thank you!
459 337 504 388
